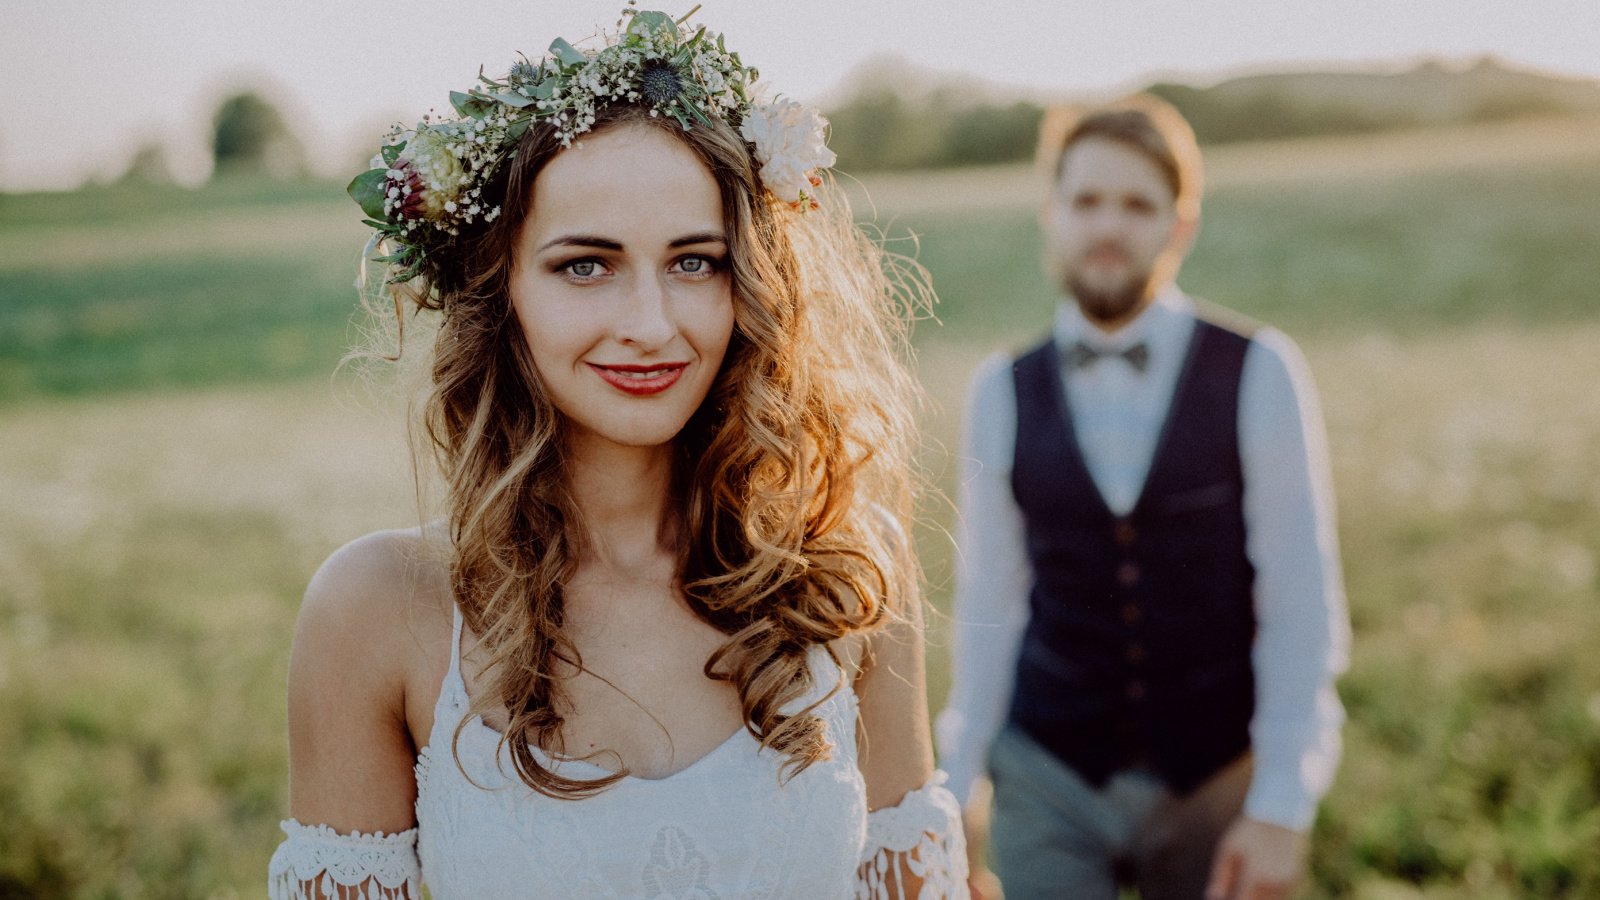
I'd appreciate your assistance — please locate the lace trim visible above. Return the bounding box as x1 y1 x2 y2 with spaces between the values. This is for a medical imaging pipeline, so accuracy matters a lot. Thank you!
268 819 421 900
855 771 969 900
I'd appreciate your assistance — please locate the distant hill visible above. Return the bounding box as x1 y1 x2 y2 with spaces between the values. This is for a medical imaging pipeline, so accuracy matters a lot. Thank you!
823 55 1600 171
1150 56 1600 145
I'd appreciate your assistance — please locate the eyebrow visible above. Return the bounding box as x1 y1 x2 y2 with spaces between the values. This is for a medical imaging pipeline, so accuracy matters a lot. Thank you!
536 231 727 253
537 234 623 252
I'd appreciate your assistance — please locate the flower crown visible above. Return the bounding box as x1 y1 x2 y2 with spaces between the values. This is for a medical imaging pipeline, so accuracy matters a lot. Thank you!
348 6 836 285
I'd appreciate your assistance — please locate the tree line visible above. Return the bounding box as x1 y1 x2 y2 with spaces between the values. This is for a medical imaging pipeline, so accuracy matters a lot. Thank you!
116 55 1600 184
823 55 1600 172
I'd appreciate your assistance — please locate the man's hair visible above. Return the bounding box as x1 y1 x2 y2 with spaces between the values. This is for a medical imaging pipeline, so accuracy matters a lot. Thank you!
1036 94 1203 217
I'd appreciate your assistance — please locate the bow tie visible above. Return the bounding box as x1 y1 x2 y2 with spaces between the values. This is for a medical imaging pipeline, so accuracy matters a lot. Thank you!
1067 340 1150 373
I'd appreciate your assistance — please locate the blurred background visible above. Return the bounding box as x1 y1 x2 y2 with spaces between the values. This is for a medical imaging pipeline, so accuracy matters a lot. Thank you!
2 2 1598 897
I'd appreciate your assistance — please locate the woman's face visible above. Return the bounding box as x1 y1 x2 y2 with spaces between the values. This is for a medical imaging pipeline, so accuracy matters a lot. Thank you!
509 123 736 455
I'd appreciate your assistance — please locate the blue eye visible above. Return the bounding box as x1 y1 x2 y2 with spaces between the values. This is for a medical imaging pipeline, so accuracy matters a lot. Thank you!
673 255 722 278
556 258 609 282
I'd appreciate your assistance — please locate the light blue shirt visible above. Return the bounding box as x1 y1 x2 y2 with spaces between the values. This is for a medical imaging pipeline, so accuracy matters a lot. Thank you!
935 287 1351 832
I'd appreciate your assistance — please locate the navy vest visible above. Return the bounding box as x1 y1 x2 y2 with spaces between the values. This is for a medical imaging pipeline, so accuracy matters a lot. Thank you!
1007 312 1257 794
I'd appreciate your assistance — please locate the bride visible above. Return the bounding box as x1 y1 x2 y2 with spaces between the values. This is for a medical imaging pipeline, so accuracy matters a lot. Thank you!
268 7 966 898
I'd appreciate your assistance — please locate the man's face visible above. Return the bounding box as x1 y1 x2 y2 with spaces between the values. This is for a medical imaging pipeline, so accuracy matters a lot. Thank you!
1041 136 1192 329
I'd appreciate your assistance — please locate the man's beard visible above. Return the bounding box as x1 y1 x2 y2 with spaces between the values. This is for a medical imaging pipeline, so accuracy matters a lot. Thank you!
1066 270 1151 325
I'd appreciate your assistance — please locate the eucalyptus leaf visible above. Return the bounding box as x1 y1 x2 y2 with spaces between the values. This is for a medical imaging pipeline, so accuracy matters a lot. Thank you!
448 91 489 119
548 37 587 66
487 90 535 109
380 143 404 165
348 169 390 220
507 118 532 141
629 11 673 35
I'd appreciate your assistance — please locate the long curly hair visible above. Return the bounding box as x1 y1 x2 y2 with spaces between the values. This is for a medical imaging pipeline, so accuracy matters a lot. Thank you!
388 102 925 798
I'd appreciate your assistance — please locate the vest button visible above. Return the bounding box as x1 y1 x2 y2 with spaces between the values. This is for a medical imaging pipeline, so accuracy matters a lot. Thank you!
1113 521 1137 546
1125 643 1146 664
1116 562 1141 587
1125 680 1147 701
1121 603 1142 626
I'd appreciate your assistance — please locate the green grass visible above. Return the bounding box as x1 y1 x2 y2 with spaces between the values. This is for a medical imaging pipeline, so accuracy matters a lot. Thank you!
874 156 1600 348
3 119 1599 897
0 177 366 405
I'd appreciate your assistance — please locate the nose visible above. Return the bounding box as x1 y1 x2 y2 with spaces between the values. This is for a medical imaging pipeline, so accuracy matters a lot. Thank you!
616 270 676 350
1082 203 1130 236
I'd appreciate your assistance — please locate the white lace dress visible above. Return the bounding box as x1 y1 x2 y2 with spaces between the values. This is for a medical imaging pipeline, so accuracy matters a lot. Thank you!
269 605 966 898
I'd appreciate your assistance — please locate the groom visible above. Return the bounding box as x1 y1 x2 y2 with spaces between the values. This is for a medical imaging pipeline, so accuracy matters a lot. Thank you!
937 95 1349 900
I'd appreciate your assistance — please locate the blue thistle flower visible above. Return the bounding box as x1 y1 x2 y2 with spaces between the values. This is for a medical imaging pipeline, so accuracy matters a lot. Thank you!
639 61 684 105
508 59 540 87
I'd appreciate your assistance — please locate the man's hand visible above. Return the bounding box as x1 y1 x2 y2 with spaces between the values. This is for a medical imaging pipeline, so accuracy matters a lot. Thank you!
1204 816 1308 900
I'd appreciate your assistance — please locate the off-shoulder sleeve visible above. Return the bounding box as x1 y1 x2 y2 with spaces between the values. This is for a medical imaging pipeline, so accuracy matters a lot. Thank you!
267 819 421 900
855 771 969 899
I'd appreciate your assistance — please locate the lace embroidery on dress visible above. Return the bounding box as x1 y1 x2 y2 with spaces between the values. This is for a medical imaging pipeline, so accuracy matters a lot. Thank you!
854 771 969 900
267 819 421 900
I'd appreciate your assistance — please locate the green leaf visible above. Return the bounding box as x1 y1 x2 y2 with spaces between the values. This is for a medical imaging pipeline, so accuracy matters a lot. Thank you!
392 259 425 283
448 91 494 119
628 11 673 36
487 90 535 109
507 118 532 141
360 218 388 229
548 37 587 66
347 168 390 220
380 142 404 165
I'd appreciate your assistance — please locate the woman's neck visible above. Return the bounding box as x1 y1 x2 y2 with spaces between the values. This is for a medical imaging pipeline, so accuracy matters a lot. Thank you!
566 437 676 573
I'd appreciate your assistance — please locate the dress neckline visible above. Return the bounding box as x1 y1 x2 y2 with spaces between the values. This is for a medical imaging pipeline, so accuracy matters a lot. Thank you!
434 602 849 785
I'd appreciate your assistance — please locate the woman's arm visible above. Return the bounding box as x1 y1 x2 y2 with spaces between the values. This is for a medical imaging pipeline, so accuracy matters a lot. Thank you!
853 585 969 898
270 532 433 899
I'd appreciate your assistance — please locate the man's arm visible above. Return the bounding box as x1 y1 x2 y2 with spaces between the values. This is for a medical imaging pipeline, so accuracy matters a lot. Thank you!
933 353 1034 895
1209 329 1350 899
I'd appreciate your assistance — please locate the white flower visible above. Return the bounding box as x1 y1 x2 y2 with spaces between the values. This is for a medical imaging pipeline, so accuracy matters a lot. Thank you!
740 99 836 204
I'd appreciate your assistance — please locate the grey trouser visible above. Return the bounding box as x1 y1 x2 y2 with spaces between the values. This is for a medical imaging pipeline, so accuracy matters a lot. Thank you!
989 724 1252 900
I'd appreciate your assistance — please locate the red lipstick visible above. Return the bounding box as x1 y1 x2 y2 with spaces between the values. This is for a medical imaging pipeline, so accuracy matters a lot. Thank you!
588 362 689 396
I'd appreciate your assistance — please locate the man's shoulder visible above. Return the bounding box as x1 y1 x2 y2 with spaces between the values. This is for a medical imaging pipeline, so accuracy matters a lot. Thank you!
1187 297 1266 341
987 334 1055 371
1184 298 1310 369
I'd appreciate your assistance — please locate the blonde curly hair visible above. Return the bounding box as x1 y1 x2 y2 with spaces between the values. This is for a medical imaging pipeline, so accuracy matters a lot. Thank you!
374 102 926 798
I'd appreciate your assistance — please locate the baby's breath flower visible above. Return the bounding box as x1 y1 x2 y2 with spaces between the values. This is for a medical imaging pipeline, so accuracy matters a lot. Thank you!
349 7 837 285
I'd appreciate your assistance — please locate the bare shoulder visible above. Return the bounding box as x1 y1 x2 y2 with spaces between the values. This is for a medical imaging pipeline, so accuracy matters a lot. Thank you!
303 524 451 615
292 523 455 741
850 506 936 809
304 518 451 614
832 502 921 677
286 524 453 831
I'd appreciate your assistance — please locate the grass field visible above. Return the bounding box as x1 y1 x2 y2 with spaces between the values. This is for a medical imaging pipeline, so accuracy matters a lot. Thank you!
2 116 1599 897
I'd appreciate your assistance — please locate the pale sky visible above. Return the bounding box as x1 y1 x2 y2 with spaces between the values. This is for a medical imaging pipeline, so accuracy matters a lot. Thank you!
4 0 1598 191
